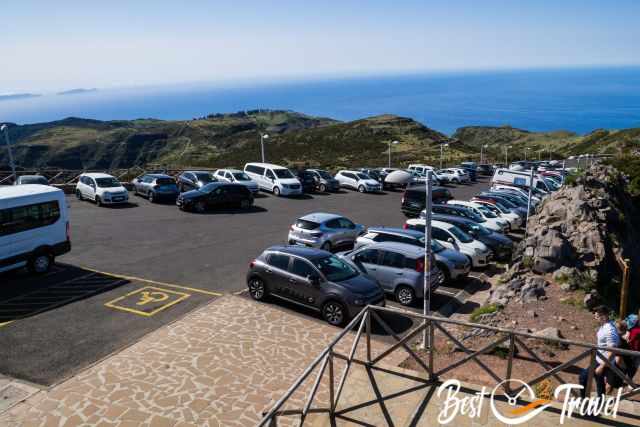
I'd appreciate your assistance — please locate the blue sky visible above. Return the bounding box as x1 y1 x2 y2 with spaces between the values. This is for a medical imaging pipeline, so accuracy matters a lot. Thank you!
2 0 640 92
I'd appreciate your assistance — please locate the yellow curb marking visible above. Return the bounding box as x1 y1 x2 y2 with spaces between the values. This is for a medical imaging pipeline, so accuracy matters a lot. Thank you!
105 286 190 317
80 267 223 297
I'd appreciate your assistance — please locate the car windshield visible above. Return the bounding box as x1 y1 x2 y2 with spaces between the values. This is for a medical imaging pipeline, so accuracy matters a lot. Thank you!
274 169 294 179
195 173 215 183
232 172 251 181
418 237 445 253
356 173 370 180
492 197 516 208
315 255 359 282
95 177 121 188
469 223 491 236
464 210 485 222
317 170 333 180
199 183 219 193
20 176 47 184
449 225 474 243
475 205 497 218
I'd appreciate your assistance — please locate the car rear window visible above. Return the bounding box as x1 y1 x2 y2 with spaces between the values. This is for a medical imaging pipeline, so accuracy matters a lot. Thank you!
156 178 175 185
268 253 290 270
295 219 319 230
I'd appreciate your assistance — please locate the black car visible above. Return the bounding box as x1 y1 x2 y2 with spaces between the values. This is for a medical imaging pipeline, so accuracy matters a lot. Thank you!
477 164 494 176
430 214 513 261
246 245 385 326
459 165 477 182
295 170 317 193
401 185 453 218
177 182 253 212
176 170 217 193
431 204 486 223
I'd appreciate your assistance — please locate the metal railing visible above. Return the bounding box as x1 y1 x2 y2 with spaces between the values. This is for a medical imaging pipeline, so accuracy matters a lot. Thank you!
258 304 640 426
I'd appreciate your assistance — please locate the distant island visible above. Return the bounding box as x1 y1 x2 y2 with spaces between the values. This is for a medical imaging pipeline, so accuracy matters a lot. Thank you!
0 93 41 102
56 88 98 96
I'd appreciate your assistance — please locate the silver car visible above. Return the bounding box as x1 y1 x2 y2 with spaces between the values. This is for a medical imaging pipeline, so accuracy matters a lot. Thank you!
338 242 443 306
287 213 365 251
354 227 470 282
132 173 180 203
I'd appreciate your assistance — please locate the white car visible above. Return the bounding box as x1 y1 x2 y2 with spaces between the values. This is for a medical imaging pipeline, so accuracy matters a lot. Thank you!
404 219 492 268
334 170 382 193
446 200 510 233
470 199 522 230
214 169 259 194
407 164 435 176
75 173 129 206
436 168 469 184
491 184 542 205
244 162 303 197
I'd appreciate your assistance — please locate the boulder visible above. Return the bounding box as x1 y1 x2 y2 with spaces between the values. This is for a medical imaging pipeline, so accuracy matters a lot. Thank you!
583 292 600 310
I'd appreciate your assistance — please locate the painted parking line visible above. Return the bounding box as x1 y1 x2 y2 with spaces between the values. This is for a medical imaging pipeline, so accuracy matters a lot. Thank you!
0 273 127 328
105 286 190 317
78 266 223 297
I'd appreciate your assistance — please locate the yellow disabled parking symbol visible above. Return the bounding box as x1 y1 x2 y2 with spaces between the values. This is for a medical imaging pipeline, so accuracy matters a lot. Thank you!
106 286 190 317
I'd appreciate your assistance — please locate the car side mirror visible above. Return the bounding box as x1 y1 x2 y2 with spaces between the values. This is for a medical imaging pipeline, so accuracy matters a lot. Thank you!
307 275 321 286
447 238 454 244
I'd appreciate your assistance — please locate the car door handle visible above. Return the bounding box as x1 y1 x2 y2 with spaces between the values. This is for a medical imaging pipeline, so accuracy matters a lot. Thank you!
288 278 296 283
370 268 377 271
266 269 273 273
396 272 403 275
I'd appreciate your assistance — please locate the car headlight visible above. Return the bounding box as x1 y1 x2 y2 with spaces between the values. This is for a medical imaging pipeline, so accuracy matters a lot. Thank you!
474 248 484 255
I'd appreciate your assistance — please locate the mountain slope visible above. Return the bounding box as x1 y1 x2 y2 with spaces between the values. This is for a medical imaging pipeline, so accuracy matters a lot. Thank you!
0 111 473 170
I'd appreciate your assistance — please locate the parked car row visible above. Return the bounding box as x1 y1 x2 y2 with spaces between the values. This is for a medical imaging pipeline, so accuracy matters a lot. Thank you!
245 170 562 326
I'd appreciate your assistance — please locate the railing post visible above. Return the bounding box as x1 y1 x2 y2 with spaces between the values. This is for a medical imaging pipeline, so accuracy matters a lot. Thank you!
329 351 335 416
428 320 434 380
505 333 515 393
586 349 596 398
366 309 372 363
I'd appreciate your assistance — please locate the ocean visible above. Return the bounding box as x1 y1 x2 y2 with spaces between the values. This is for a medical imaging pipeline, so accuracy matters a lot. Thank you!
1 67 640 135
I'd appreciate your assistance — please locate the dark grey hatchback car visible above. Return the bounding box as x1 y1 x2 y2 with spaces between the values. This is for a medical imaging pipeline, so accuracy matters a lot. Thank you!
247 245 385 326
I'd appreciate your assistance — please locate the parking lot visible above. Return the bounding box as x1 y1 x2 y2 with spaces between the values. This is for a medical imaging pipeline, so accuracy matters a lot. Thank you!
0 177 494 386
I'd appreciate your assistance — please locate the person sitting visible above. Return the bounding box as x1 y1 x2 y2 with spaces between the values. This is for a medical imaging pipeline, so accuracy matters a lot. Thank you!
605 321 634 393
579 305 621 398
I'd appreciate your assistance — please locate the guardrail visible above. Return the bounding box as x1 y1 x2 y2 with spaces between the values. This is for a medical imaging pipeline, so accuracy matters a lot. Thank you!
258 305 640 426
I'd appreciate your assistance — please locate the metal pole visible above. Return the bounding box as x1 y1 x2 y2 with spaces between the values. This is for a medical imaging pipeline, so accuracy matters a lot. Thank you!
260 134 265 163
523 168 534 242
504 147 508 166
388 141 391 169
422 171 433 350
480 145 484 164
1 125 16 183
440 144 443 169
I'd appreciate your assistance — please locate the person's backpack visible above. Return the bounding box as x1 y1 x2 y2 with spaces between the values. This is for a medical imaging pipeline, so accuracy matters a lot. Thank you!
628 326 640 352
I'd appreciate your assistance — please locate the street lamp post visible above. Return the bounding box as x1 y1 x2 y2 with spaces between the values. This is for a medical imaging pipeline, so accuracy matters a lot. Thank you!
439 143 449 169
524 147 531 161
388 140 399 168
480 144 488 164
421 170 433 350
260 133 269 163
504 145 512 166
1 125 16 183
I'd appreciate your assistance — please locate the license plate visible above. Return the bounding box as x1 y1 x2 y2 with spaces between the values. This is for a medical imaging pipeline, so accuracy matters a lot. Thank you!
114 197 124 201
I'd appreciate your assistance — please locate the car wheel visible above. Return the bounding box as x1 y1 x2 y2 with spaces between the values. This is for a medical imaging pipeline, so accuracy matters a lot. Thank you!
248 277 268 301
195 200 206 213
273 186 281 197
358 185 366 193
395 285 415 306
437 263 451 283
95 196 102 207
321 241 332 252
148 191 155 203
28 251 52 274
319 183 327 192
322 301 346 326
76 190 83 201
453 178 460 184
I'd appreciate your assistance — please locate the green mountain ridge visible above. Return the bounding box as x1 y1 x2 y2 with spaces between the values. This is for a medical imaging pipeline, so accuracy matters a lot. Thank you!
1 111 638 171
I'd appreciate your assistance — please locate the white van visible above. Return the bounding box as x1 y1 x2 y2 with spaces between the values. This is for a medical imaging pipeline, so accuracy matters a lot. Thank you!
492 168 551 193
0 185 71 274
243 162 302 197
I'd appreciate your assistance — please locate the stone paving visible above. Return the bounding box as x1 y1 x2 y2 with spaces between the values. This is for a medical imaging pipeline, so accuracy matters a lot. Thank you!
0 296 403 427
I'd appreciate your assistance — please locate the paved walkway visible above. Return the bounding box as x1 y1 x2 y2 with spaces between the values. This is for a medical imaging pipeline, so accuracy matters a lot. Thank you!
0 296 403 427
